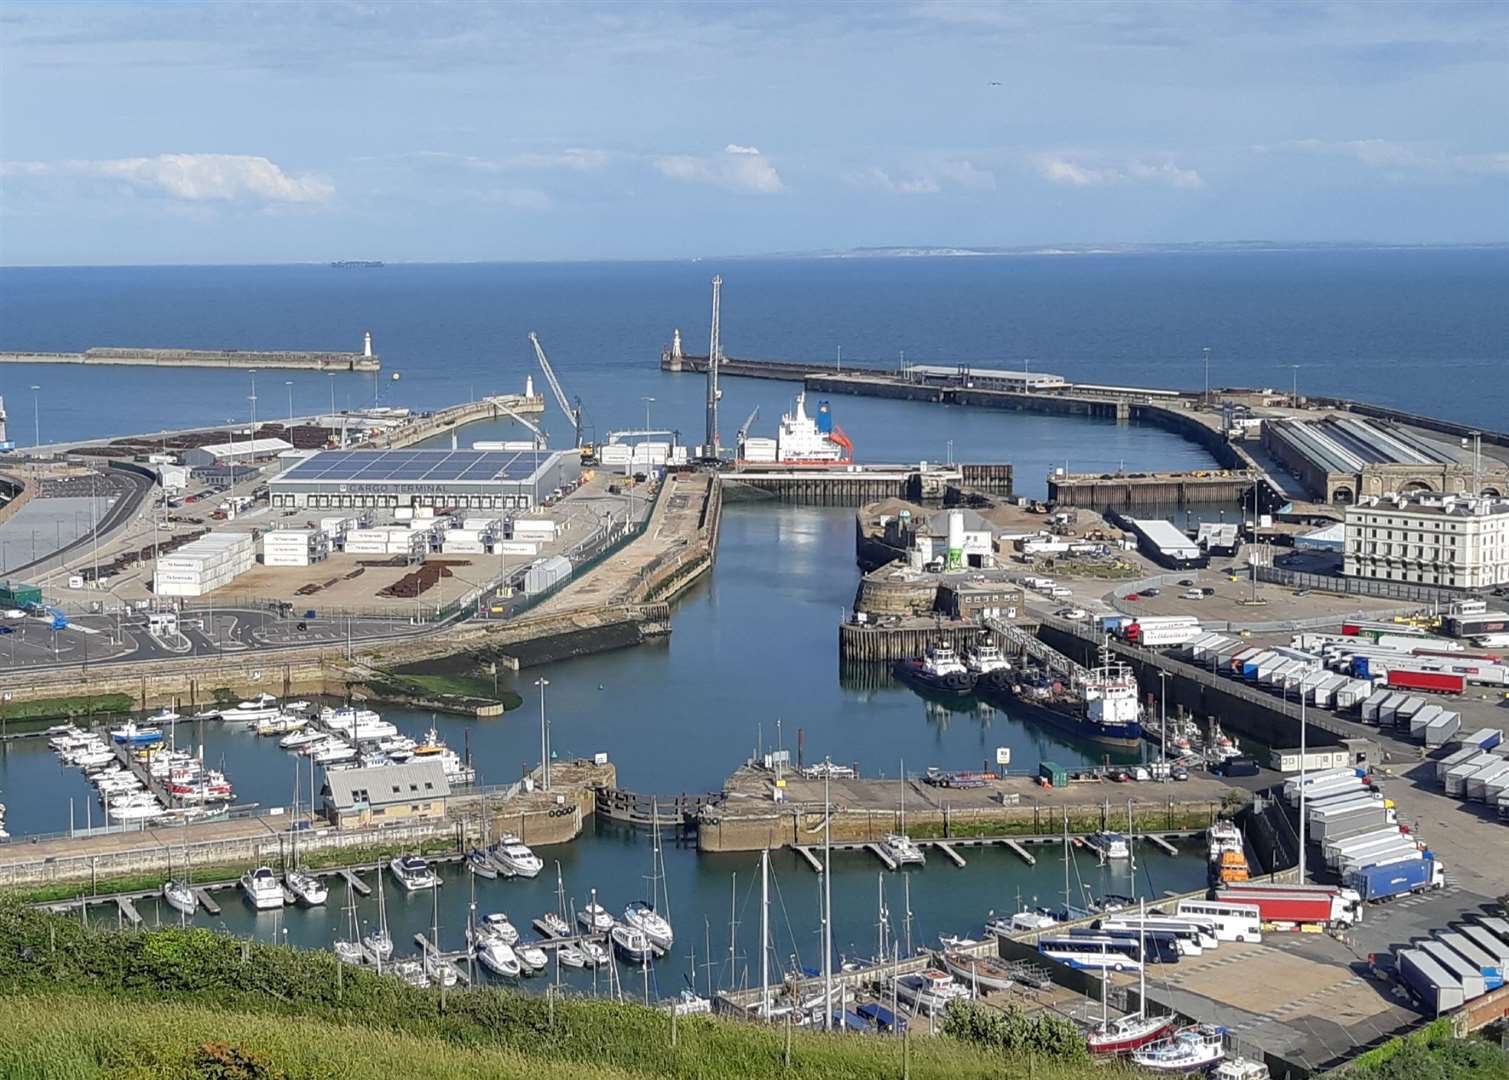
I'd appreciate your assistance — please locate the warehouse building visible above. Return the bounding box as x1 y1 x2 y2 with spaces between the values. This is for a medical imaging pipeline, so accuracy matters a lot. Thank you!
268 448 580 511
1343 493 1509 588
184 437 294 467
322 759 450 827
906 364 1067 393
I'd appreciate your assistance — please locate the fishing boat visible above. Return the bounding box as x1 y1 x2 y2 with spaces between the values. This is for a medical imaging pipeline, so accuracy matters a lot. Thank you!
476 938 521 977
893 641 976 695
939 950 1017 991
977 638 1142 748
490 835 543 878
109 721 163 745
1088 1013 1178 1055
285 870 328 906
389 855 439 891
611 923 654 964
239 866 285 910
517 943 549 974
577 889 615 934
410 724 447 756
478 912 520 946
466 848 498 878
162 880 197 917
894 970 970 1015
1130 1025 1227 1073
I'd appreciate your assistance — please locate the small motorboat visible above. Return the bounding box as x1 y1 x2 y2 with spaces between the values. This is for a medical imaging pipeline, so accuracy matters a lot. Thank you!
392 959 430 989
162 880 197 917
881 833 926 867
517 943 549 974
581 941 611 967
424 950 460 987
109 721 163 745
940 950 1016 992
1131 1025 1227 1073
362 928 393 963
285 871 328 907
666 990 714 1016
476 939 521 977
556 943 587 969
389 855 439 891
240 866 285 910
1088 832 1132 861
611 924 654 964
623 900 674 952
466 849 498 878
334 939 365 966
478 912 520 945
279 729 326 751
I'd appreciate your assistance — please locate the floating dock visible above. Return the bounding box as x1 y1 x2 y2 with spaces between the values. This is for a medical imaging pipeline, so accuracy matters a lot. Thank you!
0 346 380 372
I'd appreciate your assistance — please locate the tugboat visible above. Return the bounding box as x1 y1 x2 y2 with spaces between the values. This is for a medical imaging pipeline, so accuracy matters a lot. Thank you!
964 639 1010 677
894 641 976 695
977 638 1142 748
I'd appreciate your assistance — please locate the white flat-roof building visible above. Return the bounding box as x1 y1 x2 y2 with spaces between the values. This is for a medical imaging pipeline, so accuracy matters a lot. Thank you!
269 448 580 512
185 437 294 467
1344 493 1509 588
906 364 1067 393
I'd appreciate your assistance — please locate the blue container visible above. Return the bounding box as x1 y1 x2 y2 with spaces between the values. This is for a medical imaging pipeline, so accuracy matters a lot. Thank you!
816 402 833 434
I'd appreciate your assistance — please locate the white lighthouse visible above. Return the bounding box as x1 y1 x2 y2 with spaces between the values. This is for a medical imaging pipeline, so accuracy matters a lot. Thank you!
362 330 373 358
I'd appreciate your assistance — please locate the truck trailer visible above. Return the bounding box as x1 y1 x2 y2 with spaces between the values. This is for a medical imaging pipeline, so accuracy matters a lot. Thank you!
1395 948 1466 1015
1435 930 1504 991
1215 885 1360 928
1346 855 1445 903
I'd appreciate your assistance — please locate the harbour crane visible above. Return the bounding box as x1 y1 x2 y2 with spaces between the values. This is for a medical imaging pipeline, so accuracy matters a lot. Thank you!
484 396 547 450
735 405 759 454
528 332 584 448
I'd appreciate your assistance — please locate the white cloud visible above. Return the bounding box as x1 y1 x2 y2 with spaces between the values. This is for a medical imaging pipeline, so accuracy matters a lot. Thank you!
846 159 996 195
411 148 610 173
1032 154 1204 189
654 144 784 194
1256 139 1509 178
1 153 333 203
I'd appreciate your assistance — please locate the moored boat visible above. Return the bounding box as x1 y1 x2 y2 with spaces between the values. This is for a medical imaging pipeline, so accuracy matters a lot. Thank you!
491 836 543 878
476 939 521 977
939 950 1016 991
1130 1025 1227 1073
893 642 976 695
577 890 615 934
466 848 498 878
240 866 285 910
611 923 654 964
1087 1012 1178 1055
285 870 328 906
162 880 197 917
977 640 1142 748
389 855 439 891
623 900 674 953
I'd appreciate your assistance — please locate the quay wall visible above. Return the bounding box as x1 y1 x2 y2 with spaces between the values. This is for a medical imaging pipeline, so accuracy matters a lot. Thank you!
838 619 989 662
696 797 1223 852
0 651 349 711
1048 472 1256 508
0 347 379 373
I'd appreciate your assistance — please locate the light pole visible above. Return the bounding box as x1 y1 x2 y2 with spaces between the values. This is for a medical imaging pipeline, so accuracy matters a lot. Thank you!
1290 364 1300 406
286 381 294 425
641 396 655 432
535 677 550 790
30 385 40 447
836 344 841 373
1297 691 1308 881
1203 346 1212 404
1157 671 1170 780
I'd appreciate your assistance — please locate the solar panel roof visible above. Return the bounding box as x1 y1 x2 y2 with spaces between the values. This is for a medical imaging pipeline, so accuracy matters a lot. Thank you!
276 449 553 484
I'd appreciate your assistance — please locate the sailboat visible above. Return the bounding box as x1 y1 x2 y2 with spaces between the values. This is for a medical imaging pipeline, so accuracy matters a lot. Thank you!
533 863 573 939
334 880 365 965
362 872 393 963
162 847 196 917
623 800 674 952
424 881 460 987
880 759 925 866
1087 899 1176 1055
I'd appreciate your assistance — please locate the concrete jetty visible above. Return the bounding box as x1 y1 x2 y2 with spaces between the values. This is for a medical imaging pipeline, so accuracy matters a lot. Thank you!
0 346 380 372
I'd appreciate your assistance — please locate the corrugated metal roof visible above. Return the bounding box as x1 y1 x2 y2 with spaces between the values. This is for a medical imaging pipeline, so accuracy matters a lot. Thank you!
196 437 294 457
324 759 450 807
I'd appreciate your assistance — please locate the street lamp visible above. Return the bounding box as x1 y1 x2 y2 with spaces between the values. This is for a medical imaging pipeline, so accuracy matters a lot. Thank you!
641 396 655 432
247 369 258 432
1202 347 1212 404
1157 671 1170 781
286 381 294 425
30 385 40 447
1290 364 1301 406
534 677 550 790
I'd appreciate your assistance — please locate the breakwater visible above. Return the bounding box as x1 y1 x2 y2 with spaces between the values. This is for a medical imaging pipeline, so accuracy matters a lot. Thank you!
0 346 379 372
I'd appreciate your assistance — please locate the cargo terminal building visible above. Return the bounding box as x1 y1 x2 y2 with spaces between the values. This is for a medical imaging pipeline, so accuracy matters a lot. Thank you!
268 448 580 512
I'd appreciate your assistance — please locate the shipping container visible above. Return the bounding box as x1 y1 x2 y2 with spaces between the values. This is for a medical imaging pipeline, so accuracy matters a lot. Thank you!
1435 745 1482 784
1039 761 1069 788
1395 948 1465 1015
1444 754 1501 797
1360 688 1392 723
1458 728 1504 752
1466 762 1509 802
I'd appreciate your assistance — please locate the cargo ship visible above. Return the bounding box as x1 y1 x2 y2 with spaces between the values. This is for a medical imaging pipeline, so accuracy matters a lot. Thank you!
894 642 977 695
739 392 853 465
978 645 1143 748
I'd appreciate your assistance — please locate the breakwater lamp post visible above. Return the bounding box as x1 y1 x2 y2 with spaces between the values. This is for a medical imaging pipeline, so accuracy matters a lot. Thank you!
30 385 40 447
535 677 551 790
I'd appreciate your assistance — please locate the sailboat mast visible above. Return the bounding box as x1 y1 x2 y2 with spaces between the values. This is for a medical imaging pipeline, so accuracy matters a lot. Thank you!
760 848 770 1020
727 872 737 993
1063 808 1071 911
823 763 833 1032
1138 897 1146 1018
904 873 913 958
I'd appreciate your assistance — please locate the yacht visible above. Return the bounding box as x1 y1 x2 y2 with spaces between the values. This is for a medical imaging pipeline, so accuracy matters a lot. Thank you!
389 855 439 891
517 943 549 974
533 911 572 939
1087 1013 1178 1056
321 707 397 742
881 833 926 867
623 900 674 952
577 891 615 934
162 880 197 917
108 799 166 823
939 950 1017 992
581 940 611 967
611 923 654 964
279 729 326 751
895 970 970 1015
964 641 1010 676
313 742 358 766
476 938 521 977
334 939 365 966
362 927 394 964
392 959 430 989
423 950 460 987
1131 1025 1227 1073
491 836 543 878
256 713 308 736
285 871 328 906
986 908 1059 936
240 866 285 910
147 707 181 725
478 912 520 946
466 849 498 878
215 695 281 724
556 943 587 969
1211 1058 1270 1080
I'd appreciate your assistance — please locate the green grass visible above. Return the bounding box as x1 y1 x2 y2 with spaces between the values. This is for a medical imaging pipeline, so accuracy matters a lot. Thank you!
1333 1017 1509 1080
0 899 1117 1080
0 694 135 723
395 672 524 709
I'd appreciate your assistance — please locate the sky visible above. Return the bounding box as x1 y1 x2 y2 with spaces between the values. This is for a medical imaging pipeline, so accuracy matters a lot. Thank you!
1 1 1506 265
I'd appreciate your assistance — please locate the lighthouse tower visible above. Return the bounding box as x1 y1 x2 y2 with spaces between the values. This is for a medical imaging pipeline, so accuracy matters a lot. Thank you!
363 330 373 358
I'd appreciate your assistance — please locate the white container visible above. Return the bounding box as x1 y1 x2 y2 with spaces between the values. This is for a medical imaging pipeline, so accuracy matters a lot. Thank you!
416 506 435 519
497 541 539 556
512 518 557 537
395 507 414 521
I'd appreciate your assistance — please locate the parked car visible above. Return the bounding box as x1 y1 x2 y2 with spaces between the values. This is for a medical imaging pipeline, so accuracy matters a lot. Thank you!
1171 766 1190 781
1201 586 1216 596
1142 587 1161 597
1125 593 1141 601
1178 579 1195 587
1055 607 1088 620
